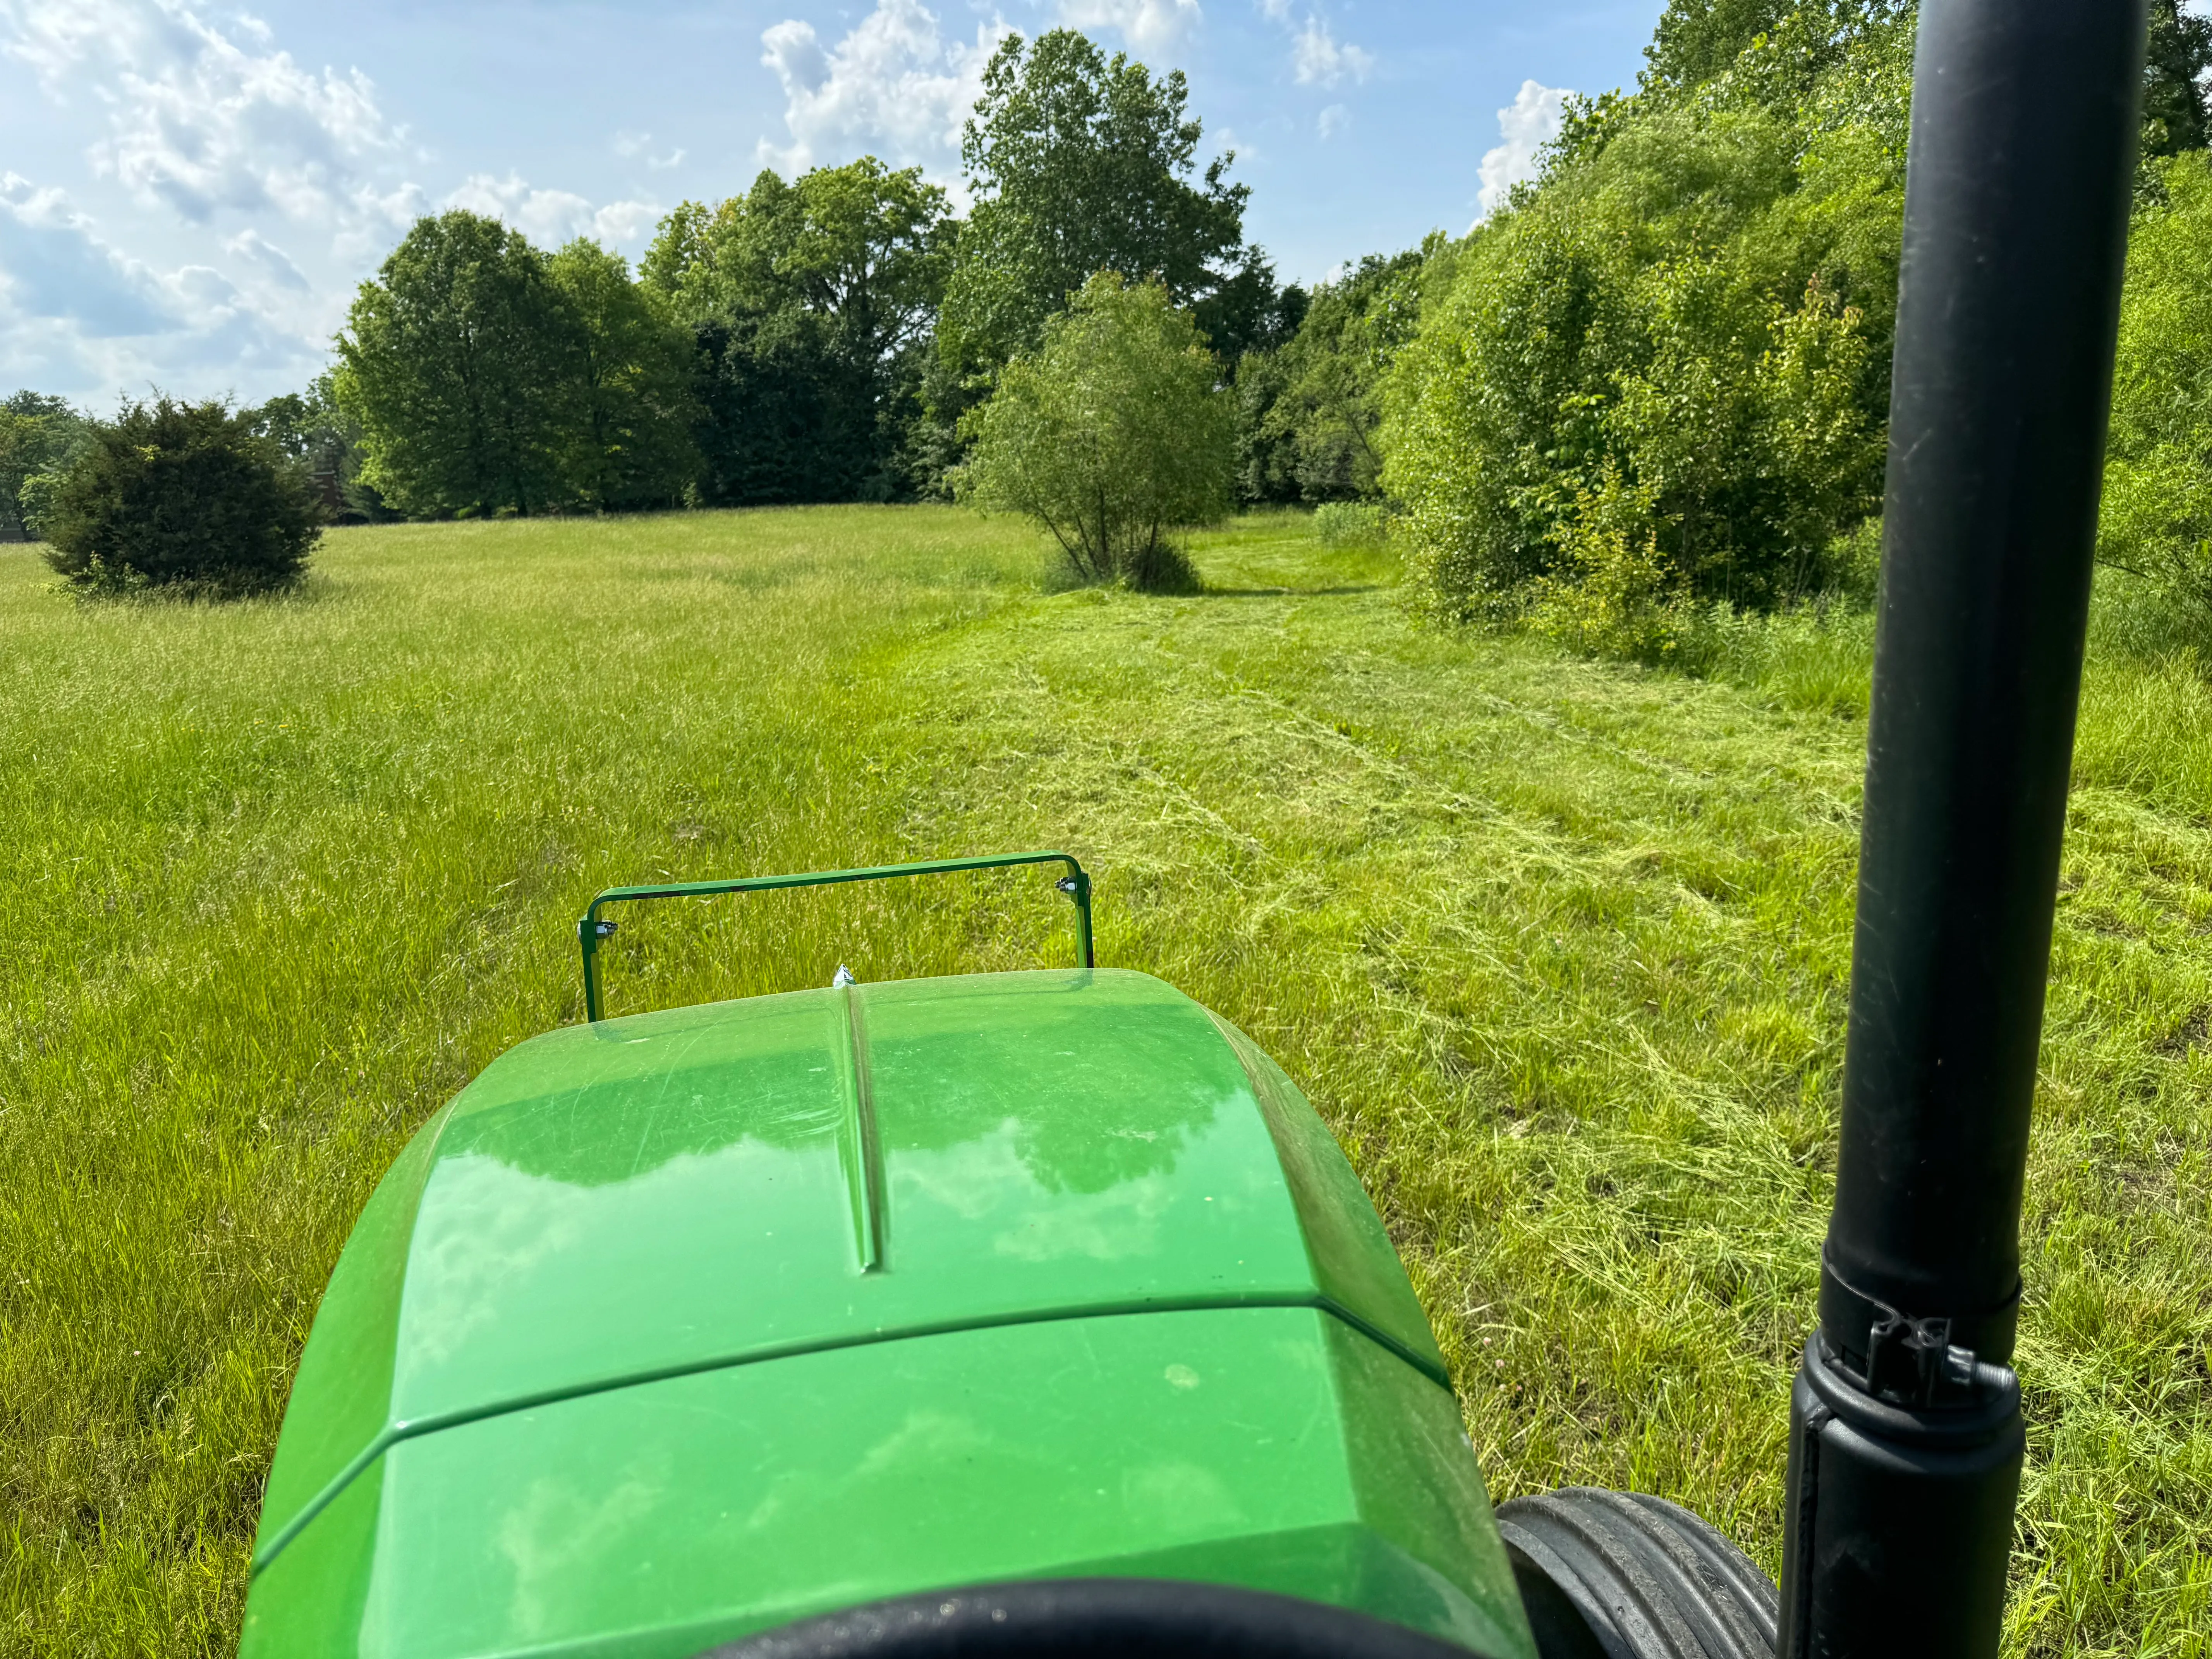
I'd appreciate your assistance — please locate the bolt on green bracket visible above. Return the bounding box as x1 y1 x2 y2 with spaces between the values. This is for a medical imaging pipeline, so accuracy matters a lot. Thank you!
576 851 1095 1022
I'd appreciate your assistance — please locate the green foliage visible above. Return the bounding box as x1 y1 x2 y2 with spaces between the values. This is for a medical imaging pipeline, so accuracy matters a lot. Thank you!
1640 0 1910 95
1238 249 1427 504
548 240 701 510
337 211 587 517
1389 6 1906 626
39 398 322 597
14 468 66 541
2143 0 2212 161
956 273 1232 589
1524 466 1688 663
1311 500 1386 548
0 391 92 541
337 213 700 517
2098 151 2212 655
935 30 1257 406
645 159 951 348
644 159 952 503
247 378 394 525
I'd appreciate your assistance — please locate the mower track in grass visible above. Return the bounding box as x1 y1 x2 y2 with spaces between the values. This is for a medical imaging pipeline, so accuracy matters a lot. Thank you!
2 508 2207 1656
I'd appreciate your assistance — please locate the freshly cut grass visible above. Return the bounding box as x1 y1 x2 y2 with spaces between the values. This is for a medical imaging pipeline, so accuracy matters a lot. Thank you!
3 507 2208 1656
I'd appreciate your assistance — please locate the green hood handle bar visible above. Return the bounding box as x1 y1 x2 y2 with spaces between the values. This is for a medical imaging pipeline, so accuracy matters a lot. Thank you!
577 851 1095 1022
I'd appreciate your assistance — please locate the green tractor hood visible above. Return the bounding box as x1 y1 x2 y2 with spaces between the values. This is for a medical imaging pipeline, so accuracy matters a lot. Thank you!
244 969 1534 1659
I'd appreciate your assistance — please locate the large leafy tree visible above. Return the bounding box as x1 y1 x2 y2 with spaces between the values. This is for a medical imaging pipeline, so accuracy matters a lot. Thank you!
644 159 952 502
549 241 700 510
956 272 1234 589
335 211 585 517
646 160 950 366
935 29 1258 404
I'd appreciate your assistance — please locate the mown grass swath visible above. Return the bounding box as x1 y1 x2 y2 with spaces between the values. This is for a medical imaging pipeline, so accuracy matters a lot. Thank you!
3 511 2207 1655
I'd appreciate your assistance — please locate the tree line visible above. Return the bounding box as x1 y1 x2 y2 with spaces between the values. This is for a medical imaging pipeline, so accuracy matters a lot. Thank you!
318 29 1304 522
1379 0 2212 656
12 1 2212 648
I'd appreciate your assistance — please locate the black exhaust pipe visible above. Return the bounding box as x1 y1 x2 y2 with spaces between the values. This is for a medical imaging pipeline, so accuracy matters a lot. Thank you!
1777 2 2146 1656
1502 4 2148 1652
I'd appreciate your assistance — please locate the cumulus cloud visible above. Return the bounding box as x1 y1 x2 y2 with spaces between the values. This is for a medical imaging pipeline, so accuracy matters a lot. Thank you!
1477 79 1570 220
224 227 309 291
1056 0 1203 53
758 0 1008 179
0 0 409 228
1290 14 1372 87
1252 3 1369 90
0 173 318 395
0 174 175 334
443 173 661 248
589 199 664 245
1317 103 1349 140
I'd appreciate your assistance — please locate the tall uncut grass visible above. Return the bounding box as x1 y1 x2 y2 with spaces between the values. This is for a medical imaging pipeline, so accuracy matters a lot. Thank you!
3 509 2207 1655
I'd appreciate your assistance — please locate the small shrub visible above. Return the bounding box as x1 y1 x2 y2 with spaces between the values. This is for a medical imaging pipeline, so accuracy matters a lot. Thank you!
42 399 322 598
955 272 1235 591
1526 467 1685 664
1312 500 1386 548
1820 514 1883 607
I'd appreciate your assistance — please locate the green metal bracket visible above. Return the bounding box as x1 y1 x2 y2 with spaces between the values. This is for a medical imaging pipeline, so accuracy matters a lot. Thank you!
576 852 1095 1023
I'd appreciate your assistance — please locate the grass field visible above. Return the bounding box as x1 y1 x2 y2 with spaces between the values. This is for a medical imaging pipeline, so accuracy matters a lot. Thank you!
3 506 2209 1656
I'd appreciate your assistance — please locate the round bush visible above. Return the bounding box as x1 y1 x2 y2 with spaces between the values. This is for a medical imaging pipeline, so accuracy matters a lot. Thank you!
43 398 322 598
955 272 1234 592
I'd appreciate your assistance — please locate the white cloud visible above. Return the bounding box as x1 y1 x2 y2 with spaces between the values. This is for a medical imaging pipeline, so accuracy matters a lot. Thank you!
589 200 664 245
0 173 318 396
329 180 426 266
224 227 309 291
1317 103 1348 140
0 174 176 335
758 0 1008 180
0 0 408 228
1291 14 1372 88
614 131 685 170
443 173 661 249
1213 124 1258 164
1056 0 1203 54
1477 79 1570 221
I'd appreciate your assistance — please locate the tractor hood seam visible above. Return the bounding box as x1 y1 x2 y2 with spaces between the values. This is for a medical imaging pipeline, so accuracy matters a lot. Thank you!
248 1290 1452 1577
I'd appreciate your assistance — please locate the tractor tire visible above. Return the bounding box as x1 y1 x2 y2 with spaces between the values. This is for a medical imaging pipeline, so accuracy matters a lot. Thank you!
692 1578 1496 1659
1495 1487 1776 1659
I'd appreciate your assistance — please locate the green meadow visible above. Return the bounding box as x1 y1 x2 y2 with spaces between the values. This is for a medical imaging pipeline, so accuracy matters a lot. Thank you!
3 507 2208 1655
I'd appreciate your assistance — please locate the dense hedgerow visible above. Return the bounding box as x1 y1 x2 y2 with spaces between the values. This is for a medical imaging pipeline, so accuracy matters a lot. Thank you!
2097 149 2212 656
1385 5 1913 627
41 399 323 599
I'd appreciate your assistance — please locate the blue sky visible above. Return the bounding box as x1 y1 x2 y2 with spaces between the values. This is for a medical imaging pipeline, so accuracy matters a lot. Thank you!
0 0 1665 404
